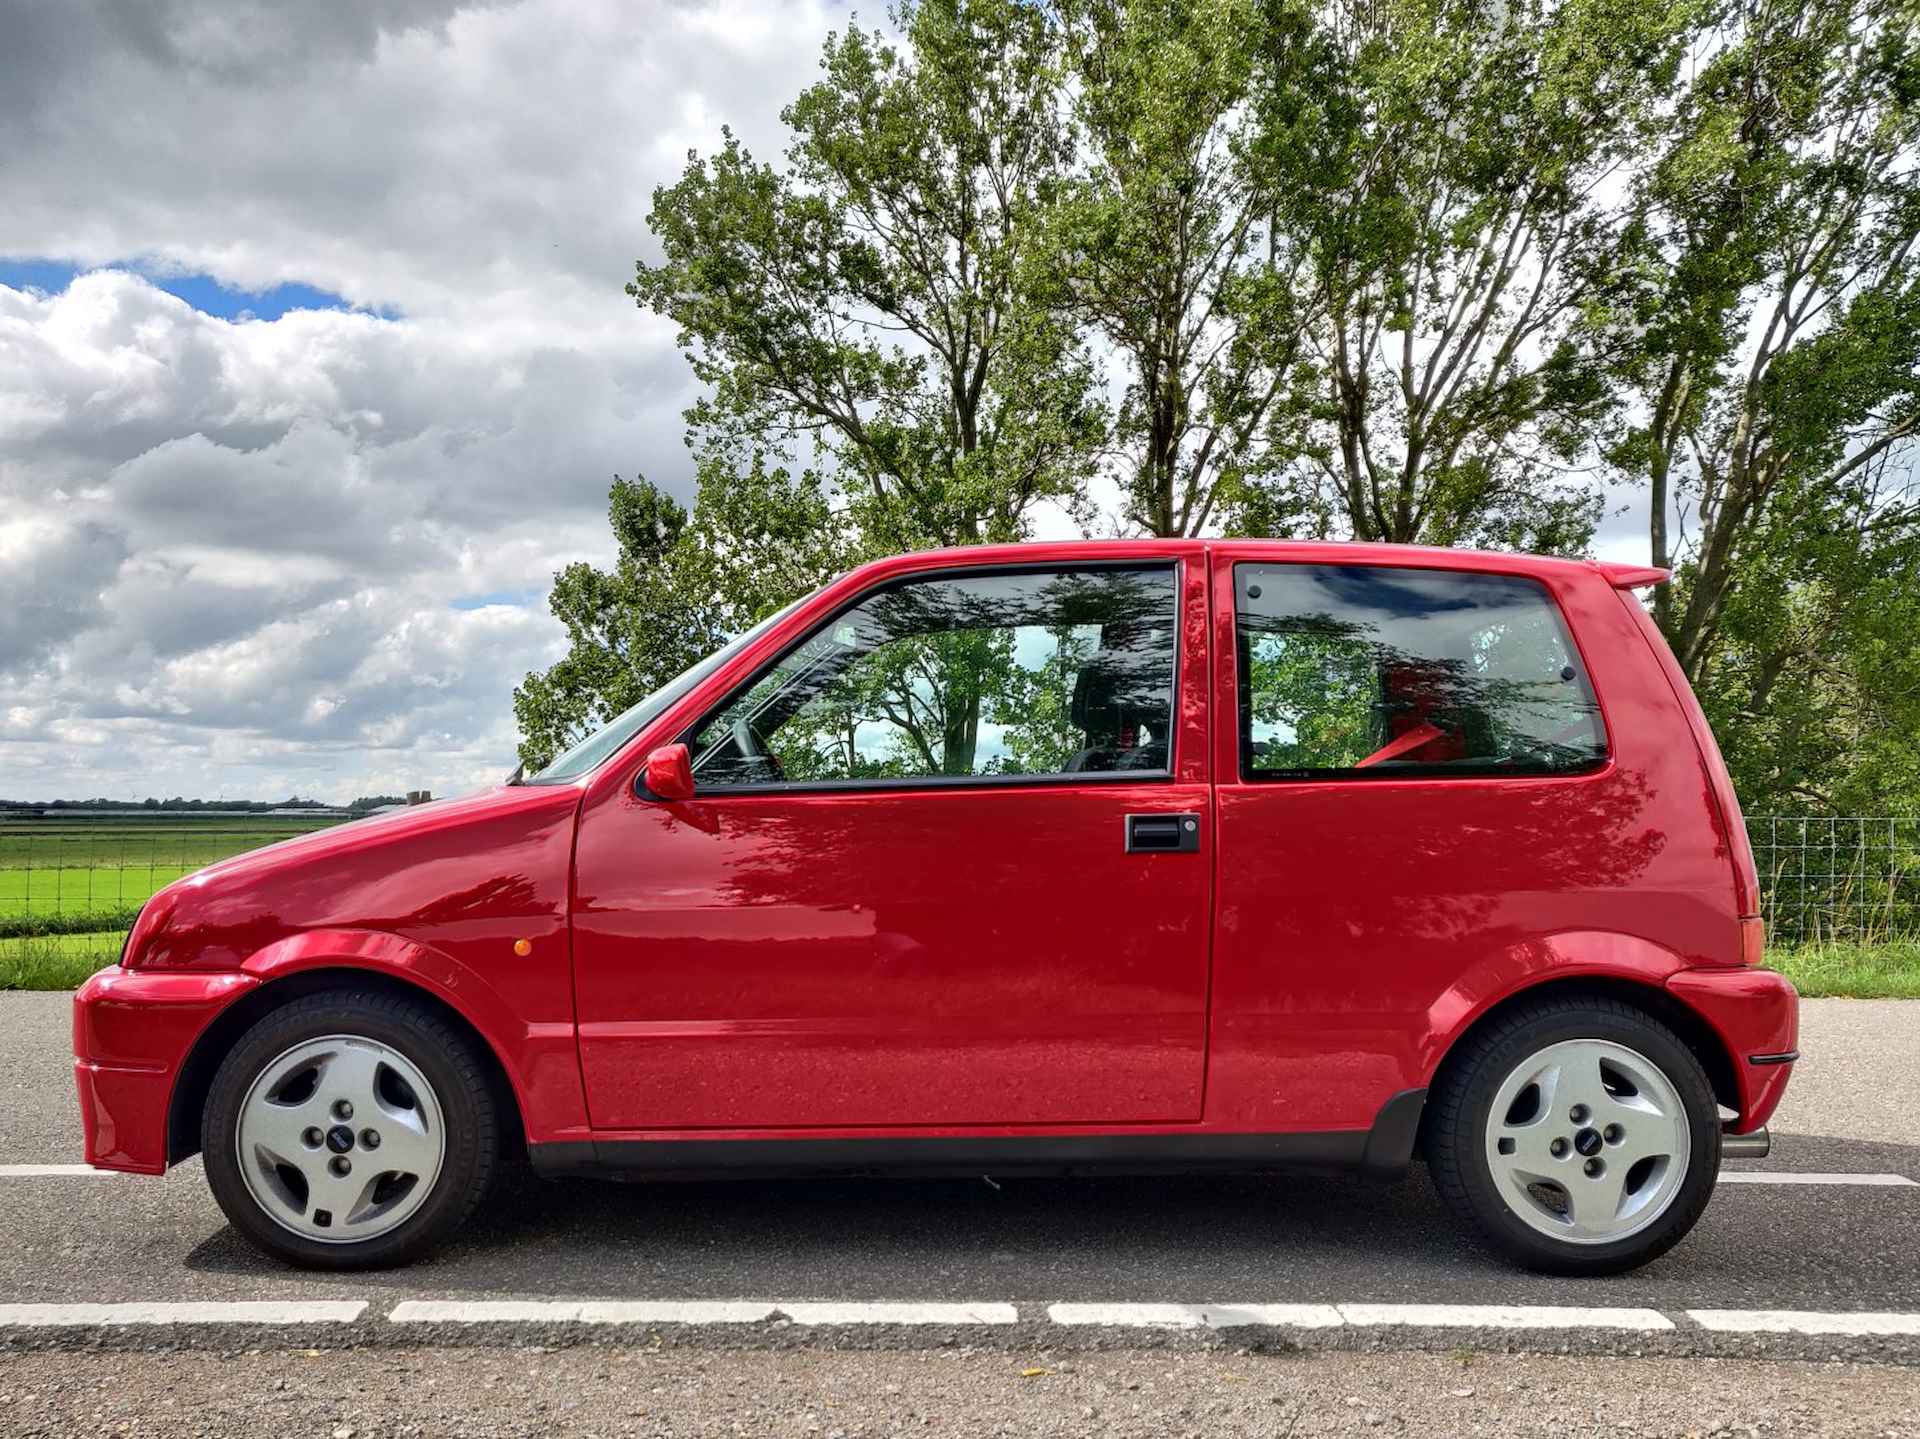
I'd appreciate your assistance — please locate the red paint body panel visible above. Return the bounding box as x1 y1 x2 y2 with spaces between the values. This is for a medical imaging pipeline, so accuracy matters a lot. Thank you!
74 782 591 1169
1667 966 1800 1132
71 538 1795 1175
73 967 260 1173
1202 546 1750 1131
572 780 1214 1128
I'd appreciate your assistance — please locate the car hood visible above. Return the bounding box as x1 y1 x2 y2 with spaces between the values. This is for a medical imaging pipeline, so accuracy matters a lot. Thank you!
124 783 584 971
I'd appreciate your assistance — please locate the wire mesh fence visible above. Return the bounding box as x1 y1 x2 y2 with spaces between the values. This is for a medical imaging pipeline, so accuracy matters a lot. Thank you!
0 816 348 937
1746 816 1920 946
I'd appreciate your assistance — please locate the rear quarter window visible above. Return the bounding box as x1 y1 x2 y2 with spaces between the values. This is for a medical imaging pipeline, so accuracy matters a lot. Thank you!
1235 563 1607 780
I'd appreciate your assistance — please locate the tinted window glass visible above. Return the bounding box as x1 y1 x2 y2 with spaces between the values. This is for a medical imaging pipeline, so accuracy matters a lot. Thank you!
686 567 1178 787
1236 564 1605 779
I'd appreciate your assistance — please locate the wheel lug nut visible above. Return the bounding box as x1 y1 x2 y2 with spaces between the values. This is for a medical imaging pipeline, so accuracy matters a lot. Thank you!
1583 1157 1604 1178
1603 1123 1624 1145
302 1127 323 1149
329 1156 352 1177
360 1129 381 1150
332 1099 354 1121
1550 1138 1570 1158
1569 1104 1590 1123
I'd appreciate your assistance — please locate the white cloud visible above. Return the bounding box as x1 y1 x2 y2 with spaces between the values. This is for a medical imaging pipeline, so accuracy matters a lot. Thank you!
0 0 846 801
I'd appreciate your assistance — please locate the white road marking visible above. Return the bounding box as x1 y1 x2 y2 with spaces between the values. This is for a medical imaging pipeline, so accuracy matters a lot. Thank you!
1717 1171 1916 1186
1338 1304 1675 1332
0 1164 118 1177
1689 1309 1920 1336
1047 1303 1343 1329
388 1300 1016 1327
7 1296 1920 1341
782 1302 1017 1326
0 1301 367 1327
390 1300 778 1325
1045 1303 1669 1331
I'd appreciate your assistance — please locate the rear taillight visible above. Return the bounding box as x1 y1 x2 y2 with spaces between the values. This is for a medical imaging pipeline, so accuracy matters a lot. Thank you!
1741 916 1766 967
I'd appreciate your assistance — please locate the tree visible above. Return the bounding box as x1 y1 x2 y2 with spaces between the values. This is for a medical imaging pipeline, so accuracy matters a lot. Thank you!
1242 0 1698 551
1047 0 1319 538
532 1 1110 774
1609 0 1920 808
630 0 1102 552
512 463 849 770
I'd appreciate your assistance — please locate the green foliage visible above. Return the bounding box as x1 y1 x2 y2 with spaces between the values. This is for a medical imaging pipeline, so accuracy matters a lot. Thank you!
520 0 1920 817
1230 0 1698 551
631 0 1102 552
0 907 142 941
1606 0 1920 812
1049 0 1312 536
513 463 851 770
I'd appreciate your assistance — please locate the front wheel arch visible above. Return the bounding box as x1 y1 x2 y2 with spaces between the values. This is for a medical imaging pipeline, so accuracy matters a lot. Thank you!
1420 975 1742 1158
166 968 525 1167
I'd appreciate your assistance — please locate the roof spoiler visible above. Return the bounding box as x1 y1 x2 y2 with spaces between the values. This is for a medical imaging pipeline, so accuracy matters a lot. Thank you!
1593 562 1670 590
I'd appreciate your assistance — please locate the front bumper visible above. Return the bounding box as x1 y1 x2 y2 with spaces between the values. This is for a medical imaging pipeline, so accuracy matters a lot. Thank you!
72 966 259 1174
1666 965 1799 1134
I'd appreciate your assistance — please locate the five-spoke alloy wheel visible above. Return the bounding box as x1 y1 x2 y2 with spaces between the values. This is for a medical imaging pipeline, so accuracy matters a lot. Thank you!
1427 996 1721 1274
204 990 499 1269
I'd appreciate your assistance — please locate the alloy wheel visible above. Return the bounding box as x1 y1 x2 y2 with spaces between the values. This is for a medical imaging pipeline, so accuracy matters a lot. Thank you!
235 1034 446 1244
1482 1038 1691 1245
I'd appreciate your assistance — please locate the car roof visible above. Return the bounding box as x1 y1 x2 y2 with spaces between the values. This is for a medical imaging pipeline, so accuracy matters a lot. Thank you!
839 538 1665 590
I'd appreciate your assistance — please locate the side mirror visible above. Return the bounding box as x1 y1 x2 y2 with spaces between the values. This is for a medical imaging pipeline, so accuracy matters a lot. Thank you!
641 743 695 802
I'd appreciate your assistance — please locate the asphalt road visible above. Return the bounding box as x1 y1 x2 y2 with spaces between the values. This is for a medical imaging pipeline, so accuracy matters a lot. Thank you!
4 991 1919 1366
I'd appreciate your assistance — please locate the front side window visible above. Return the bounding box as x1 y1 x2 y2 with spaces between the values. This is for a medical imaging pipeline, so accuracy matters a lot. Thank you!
686 566 1179 788
1236 564 1606 780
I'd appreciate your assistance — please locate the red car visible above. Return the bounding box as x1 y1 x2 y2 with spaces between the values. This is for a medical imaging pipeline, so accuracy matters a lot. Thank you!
73 540 1797 1274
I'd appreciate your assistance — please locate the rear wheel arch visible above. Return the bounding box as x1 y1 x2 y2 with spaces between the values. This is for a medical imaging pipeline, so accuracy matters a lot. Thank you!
166 967 526 1167
1423 975 1742 1147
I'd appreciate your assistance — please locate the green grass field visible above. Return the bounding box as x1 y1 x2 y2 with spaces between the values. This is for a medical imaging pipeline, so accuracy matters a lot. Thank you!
0 816 340 943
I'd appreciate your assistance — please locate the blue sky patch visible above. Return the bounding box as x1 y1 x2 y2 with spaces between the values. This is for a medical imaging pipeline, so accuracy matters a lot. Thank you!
450 589 546 611
0 258 384 321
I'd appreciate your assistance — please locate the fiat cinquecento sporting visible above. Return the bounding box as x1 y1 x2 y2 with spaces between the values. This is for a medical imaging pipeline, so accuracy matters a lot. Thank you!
73 540 1797 1274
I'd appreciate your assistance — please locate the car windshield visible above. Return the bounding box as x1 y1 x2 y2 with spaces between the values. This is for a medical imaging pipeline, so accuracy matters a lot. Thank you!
525 596 809 784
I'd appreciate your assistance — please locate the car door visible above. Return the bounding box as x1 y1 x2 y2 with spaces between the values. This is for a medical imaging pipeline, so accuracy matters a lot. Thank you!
570 555 1214 1131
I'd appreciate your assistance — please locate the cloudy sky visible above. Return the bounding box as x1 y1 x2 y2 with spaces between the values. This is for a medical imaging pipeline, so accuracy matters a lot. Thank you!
0 0 880 803
1 0 1656 805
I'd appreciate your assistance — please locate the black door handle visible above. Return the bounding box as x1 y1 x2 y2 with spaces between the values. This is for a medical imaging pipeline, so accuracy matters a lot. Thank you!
1125 812 1200 853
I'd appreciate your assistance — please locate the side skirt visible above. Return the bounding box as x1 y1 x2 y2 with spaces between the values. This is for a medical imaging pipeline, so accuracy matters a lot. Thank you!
529 1088 1427 1184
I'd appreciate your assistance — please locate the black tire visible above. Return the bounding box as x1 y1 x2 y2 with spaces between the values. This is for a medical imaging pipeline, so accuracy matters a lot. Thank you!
202 989 499 1270
1425 995 1721 1275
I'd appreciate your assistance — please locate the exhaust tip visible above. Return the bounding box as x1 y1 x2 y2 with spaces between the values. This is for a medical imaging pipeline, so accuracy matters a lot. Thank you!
1722 1126 1770 1160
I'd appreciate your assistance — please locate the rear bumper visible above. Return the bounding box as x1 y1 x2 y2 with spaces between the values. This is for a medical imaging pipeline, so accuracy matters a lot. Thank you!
1666 965 1799 1134
72 966 258 1174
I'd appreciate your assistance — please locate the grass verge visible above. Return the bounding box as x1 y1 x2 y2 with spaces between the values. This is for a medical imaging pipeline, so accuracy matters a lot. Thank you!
0 931 124 990
1765 937 1920 999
